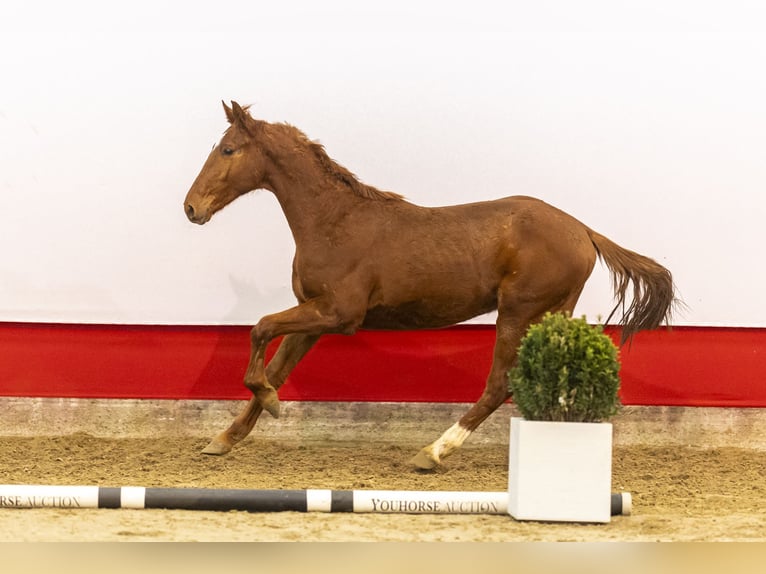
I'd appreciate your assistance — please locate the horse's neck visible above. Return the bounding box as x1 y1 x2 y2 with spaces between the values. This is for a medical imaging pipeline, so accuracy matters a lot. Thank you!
266 155 358 242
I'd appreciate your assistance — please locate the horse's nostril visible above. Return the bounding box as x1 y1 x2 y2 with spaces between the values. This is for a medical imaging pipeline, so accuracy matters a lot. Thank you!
185 203 195 219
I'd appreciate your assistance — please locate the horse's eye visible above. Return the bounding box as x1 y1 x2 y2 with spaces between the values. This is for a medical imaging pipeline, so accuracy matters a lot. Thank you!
222 147 235 156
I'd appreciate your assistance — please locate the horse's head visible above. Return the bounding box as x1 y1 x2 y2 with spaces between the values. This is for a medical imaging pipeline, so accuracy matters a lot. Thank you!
184 101 269 224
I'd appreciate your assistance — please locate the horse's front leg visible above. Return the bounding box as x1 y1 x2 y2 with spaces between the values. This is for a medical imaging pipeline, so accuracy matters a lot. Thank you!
202 333 319 455
202 330 273 455
244 338 280 418
203 298 363 455
243 298 365 418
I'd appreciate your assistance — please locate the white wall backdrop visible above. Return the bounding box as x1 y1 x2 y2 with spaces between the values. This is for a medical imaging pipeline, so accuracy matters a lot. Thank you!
1 0 764 326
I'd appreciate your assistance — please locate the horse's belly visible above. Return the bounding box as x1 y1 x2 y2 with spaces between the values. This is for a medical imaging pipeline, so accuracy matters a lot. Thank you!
361 297 496 330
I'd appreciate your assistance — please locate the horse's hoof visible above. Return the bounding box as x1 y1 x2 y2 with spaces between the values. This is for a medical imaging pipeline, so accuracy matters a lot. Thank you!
201 438 232 456
410 448 440 470
259 389 281 419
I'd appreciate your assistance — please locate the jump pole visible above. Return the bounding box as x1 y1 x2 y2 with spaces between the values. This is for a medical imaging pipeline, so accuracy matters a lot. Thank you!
0 485 631 516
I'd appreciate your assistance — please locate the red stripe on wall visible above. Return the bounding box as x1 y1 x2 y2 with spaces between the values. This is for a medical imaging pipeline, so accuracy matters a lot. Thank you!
0 323 764 407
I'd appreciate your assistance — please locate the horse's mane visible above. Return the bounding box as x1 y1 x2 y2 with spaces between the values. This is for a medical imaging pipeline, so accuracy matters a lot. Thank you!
272 122 404 202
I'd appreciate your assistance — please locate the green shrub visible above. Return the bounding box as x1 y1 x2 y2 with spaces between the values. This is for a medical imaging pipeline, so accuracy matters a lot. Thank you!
507 312 621 422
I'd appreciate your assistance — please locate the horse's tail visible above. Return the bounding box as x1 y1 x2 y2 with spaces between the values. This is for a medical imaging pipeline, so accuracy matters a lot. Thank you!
587 229 676 344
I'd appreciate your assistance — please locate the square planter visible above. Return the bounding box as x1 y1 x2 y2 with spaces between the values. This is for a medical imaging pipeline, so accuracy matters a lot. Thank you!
508 417 613 523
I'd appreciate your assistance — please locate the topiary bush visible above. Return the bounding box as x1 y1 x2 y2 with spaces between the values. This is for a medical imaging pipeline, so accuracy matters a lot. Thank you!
507 312 621 422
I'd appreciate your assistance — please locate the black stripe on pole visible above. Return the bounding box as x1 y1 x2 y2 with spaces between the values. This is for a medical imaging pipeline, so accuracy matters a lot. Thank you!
98 487 121 509
331 490 353 512
610 493 625 516
144 488 308 512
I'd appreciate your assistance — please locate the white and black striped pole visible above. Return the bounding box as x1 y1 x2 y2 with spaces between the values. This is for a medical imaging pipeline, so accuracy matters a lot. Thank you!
0 485 631 516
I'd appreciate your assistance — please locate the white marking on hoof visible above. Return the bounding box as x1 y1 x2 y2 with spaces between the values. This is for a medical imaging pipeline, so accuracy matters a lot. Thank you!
412 423 472 469
435 422 472 456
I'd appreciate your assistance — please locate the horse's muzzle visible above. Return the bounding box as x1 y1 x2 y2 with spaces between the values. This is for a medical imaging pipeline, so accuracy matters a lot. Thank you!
184 202 210 225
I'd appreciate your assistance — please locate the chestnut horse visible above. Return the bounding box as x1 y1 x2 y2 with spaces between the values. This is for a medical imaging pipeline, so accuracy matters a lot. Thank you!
184 101 675 469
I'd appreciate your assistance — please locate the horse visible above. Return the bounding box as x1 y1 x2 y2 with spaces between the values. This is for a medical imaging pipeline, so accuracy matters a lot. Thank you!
183 101 676 469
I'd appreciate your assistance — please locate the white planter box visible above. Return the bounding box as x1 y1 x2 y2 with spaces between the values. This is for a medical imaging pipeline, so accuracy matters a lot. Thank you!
508 417 613 523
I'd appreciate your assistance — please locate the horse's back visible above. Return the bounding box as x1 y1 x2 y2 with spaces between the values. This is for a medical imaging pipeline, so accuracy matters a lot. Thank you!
373 194 598 281
406 195 596 269
359 195 598 329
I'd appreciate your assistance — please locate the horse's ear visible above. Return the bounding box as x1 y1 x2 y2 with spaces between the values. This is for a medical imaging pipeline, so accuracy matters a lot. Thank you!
230 101 257 137
222 100 235 124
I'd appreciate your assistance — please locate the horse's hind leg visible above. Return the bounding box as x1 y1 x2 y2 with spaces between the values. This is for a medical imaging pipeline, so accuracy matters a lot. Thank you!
410 315 524 469
202 333 319 455
411 291 582 469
